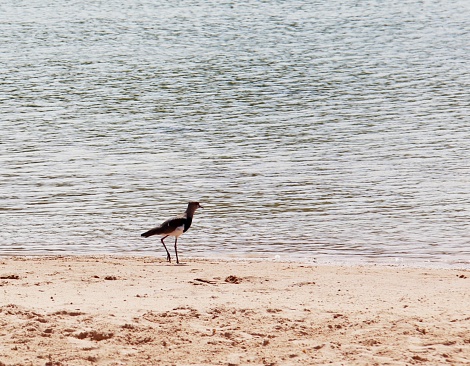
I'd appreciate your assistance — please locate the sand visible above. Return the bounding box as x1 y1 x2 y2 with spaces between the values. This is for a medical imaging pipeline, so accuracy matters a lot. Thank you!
0 256 469 366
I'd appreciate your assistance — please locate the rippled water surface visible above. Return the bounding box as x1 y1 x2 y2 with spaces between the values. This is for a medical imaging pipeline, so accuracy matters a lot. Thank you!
1 0 470 266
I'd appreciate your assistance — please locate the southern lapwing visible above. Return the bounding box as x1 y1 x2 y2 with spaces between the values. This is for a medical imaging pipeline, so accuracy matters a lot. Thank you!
141 202 202 264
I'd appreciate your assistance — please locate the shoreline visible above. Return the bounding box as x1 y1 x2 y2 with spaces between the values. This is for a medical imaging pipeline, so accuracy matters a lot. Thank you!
1 252 469 270
0 255 469 365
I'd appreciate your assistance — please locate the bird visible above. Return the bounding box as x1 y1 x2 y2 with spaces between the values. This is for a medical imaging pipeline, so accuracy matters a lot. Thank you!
141 202 202 264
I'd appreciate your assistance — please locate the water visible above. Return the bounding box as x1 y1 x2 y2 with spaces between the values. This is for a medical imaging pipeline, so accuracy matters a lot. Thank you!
1 0 470 266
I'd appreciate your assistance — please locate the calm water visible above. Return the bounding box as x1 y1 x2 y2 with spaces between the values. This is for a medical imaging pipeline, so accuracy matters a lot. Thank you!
1 0 470 266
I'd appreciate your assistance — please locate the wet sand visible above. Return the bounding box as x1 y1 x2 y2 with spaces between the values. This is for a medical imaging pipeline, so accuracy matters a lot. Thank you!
0 256 469 365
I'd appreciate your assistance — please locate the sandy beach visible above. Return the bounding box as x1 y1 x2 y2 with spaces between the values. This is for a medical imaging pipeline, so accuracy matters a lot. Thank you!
0 256 469 366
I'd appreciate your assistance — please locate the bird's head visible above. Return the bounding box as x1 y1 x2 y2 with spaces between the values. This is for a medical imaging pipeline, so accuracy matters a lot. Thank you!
187 201 203 213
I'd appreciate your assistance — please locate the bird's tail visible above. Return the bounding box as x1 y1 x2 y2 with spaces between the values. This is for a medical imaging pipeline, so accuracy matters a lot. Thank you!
141 227 161 238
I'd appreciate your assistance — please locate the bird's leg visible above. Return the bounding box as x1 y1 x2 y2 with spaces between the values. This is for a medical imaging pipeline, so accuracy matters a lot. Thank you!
174 237 179 264
161 236 171 263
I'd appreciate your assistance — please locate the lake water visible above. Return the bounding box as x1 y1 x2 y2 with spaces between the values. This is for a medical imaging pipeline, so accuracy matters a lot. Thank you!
1 0 469 267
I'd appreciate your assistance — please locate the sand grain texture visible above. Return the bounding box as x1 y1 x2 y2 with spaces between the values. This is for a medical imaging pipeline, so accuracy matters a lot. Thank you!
0 256 469 365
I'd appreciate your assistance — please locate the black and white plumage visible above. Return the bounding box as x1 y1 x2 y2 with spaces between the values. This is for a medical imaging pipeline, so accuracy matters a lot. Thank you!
141 202 202 264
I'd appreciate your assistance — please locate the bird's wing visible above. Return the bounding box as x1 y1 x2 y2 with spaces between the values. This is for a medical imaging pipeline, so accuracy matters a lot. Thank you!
141 217 186 237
